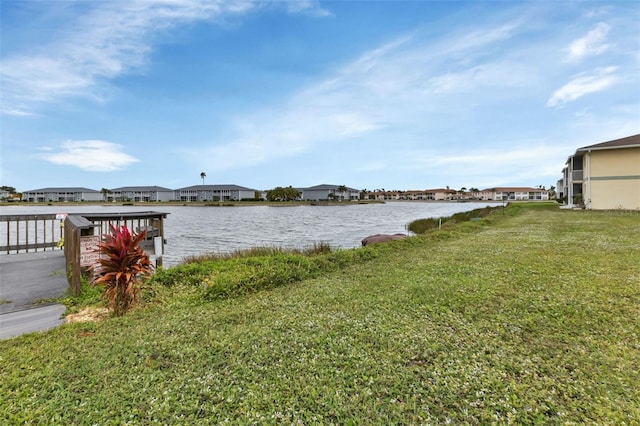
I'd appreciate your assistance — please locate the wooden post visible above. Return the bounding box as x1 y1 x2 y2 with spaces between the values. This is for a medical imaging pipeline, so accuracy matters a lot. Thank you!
151 217 165 268
154 237 163 268
64 215 96 297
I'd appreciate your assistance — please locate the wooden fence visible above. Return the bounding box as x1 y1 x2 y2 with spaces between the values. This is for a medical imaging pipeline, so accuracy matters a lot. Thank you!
0 214 66 254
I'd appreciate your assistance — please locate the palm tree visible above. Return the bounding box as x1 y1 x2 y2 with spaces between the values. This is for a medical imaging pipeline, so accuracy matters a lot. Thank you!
200 172 206 185
337 185 348 201
100 187 111 202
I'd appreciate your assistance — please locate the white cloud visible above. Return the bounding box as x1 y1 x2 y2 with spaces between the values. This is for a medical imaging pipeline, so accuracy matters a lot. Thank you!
286 0 333 17
427 61 530 94
186 18 529 172
1 0 328 115
413 144 569 168
1 107 38 117
445 22 520 54
403 144 570 188
585 7 612 19
40 140 139 171
188 106 378 171
566 22 611 62
546 67 618 108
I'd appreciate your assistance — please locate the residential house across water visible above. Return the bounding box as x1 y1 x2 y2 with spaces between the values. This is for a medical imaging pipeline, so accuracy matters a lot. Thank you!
175 185 259 202
22 187 102 203
16 182 556 205
482 187 549 201
363 189 457 201
362 188 548 202
299 184 360 201
109 186 175 202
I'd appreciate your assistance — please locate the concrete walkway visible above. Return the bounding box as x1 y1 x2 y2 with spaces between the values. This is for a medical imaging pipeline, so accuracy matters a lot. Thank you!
0 251 69 339
0 304 67 339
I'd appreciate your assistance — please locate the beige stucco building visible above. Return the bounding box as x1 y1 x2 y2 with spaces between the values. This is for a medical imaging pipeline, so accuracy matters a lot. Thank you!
559 134 640 210
481 187 549 201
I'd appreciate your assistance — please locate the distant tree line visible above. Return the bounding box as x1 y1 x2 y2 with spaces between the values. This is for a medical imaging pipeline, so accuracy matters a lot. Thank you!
1 186 20 201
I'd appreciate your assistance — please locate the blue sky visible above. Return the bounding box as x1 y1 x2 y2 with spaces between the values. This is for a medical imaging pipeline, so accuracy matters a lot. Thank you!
1 1 638 193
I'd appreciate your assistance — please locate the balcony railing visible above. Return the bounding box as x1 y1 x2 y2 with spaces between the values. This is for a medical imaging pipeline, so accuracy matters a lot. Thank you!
572 170 584 181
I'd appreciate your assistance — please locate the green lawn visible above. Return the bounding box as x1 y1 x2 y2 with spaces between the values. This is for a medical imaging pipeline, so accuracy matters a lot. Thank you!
1 204 639 424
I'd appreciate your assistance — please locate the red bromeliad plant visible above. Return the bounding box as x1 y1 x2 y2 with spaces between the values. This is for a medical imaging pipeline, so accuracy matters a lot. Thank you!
91 224 154 316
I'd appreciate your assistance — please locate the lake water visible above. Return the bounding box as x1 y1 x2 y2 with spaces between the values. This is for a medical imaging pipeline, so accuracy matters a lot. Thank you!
0 202 494 266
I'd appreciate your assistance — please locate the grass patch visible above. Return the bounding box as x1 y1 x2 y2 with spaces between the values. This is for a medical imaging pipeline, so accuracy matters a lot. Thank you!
408 204 502 234
182 242 333 263
1 203 639 424
150 242 377 301
53 276 104 314
406 201 559 234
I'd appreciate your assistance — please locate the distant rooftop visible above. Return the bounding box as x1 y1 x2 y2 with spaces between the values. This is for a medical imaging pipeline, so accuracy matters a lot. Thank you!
23 187 99 193
302 184 359 191
176 184 258 191
484 187 548 192
110 186 174 192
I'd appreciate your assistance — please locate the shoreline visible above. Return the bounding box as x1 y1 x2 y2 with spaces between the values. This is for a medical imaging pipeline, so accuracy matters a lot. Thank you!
0 199 505 209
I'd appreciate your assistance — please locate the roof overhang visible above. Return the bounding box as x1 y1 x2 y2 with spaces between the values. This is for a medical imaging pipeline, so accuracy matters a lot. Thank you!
576 144 640 153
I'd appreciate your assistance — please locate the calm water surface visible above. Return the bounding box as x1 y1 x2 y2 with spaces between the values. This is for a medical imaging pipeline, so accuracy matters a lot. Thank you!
1 202 493 266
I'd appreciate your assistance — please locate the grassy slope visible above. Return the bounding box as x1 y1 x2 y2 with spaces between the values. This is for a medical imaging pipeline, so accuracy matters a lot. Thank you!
1 204 639 424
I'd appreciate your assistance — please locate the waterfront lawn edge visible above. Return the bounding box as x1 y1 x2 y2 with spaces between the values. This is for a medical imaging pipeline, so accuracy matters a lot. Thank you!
1 203 639 424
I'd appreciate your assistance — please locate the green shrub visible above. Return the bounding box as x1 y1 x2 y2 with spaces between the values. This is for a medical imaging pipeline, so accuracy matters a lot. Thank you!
91 225 153 316
407 217 441 234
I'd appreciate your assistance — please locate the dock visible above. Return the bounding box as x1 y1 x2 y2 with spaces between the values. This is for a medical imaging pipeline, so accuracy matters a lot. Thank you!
0 210 167 339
